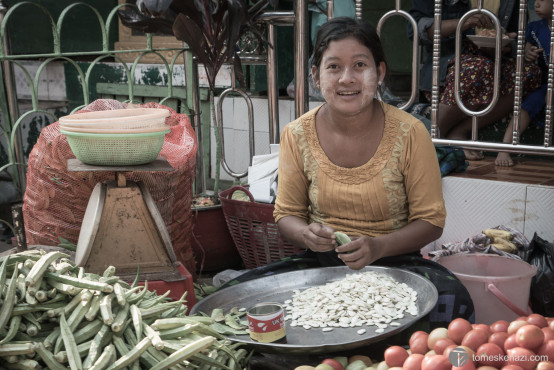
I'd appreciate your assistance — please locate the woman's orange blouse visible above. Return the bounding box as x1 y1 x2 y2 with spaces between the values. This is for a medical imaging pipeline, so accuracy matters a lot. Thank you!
273 101 446 237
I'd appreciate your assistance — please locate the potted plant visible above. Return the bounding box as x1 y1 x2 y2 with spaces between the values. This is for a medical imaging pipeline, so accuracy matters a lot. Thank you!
118 0 275 272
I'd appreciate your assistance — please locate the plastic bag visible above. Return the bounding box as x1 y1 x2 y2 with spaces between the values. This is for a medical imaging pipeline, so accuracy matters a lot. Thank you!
525 232 554 316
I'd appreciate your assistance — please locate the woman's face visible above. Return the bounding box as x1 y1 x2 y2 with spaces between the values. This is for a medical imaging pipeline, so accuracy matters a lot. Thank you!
312 36 386 116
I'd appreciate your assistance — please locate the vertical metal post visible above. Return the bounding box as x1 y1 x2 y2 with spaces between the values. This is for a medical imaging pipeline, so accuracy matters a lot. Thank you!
0 1 25 197
266 22 280 144
326 0 334 19
355 0 362 19
294 0 309 118
510 0 528 145
185 48 206 195
545 3 554 147
430 0 442 138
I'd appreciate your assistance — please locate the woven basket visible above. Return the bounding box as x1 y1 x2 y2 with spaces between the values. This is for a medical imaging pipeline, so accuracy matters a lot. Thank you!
61 129 169 166
219 186 304 269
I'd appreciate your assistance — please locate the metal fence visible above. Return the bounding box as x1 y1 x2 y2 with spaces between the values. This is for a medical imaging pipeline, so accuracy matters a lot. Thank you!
0 0 552 201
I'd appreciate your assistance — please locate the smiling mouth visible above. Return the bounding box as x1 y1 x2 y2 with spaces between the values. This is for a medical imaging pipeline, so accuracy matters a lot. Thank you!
337 91 359 96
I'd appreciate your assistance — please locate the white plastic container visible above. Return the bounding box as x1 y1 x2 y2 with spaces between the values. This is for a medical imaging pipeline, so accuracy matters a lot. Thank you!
438 253 537 324
59 108 170 130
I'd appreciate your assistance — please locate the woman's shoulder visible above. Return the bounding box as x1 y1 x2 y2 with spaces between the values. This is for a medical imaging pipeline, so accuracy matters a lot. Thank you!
283 104 323 134
383 102 426 129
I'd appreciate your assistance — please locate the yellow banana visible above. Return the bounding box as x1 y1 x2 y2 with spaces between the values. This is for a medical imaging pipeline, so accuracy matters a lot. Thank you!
483 229 513 241
490 237 518 253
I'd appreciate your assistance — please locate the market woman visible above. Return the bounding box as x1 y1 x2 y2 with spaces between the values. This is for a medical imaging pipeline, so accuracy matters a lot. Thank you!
272 17 474 332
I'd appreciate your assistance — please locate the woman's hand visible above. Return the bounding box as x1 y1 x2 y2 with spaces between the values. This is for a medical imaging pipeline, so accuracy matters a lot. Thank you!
463 14 493 31
335 236 382 270
302 223 336 252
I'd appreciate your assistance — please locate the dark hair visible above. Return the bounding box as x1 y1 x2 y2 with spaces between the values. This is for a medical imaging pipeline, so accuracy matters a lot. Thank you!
311 17 387 70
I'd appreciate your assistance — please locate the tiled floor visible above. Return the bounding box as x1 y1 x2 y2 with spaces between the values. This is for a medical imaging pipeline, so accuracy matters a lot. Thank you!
450 155 554 186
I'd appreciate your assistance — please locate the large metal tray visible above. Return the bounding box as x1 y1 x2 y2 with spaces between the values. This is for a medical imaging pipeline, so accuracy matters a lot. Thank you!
190 266 438 354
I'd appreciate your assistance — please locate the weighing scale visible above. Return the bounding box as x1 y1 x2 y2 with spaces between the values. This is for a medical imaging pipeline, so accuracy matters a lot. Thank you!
69 158 193 294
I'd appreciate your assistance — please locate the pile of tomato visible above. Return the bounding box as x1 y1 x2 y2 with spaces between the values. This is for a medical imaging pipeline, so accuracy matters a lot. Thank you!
384 313 553 370
294 314 554 370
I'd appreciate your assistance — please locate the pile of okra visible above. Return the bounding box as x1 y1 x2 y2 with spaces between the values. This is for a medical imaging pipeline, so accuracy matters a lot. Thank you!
0 250 251 370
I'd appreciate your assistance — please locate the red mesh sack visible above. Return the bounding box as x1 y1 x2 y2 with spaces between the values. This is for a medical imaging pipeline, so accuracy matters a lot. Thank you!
23 99 198 278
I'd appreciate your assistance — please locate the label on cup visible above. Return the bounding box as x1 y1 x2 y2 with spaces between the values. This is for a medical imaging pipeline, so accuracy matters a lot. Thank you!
247 303 286 343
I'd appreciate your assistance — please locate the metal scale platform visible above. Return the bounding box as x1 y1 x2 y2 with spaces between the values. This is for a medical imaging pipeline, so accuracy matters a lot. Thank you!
69 158 194 306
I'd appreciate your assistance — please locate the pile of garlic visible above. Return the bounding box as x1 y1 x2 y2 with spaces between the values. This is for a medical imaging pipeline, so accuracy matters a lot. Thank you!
283 271 419 334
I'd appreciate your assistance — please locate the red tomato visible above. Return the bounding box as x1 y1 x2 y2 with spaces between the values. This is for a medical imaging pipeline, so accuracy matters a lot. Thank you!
489 332 510 349
321 359 344 370
385 346 410 367
402 353 424 370
444 344 459 359
543 327 554 342
421 354 452 370
452 360 476 370
462 329 489 352
475 342 505 368
505 347 538 370
551 320 554 331
537 340 554 361
410 331 429 345
527 314 548 328
410 337 430 355
501 365 525 370
473 324 492 338
505 334 519 351
449 319 474 345
490 320 510 333
515 324 545 350
435 337 457 355
508 321 529 335
536 361 554 370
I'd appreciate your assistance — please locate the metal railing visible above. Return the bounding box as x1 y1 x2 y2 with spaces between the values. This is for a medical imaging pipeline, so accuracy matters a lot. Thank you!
394 0 554 156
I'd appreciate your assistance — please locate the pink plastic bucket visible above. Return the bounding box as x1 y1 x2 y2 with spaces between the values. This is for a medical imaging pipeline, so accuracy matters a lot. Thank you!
438 254 537 324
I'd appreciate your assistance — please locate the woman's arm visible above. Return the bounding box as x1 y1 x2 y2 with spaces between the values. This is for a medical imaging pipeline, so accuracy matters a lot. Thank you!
335 220 442 270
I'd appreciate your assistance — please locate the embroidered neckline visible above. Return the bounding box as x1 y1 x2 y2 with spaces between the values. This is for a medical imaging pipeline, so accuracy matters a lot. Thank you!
302 101 397 185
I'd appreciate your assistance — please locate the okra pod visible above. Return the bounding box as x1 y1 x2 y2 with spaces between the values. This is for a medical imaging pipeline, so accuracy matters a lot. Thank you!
45 271 113 293
67 297 92 331
80 289 93 303
73 318 104 344
25 251 68 287
103 265 116 278
89 344 116 370
151 316 214 330
33 342 66 370
113 283 126 306
83 324 112 368
0 264 19 331
0 342 34 356
111 303 130 332
143 322 164 350
0 315 22 344
85 294 102 321
45 279 81 296
149 336 216 370
130 304 142 342
126 283 148 304
59 313 83 370
100 293 115 325
34 290 47 302
106 336 152 370
0 255 10 293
